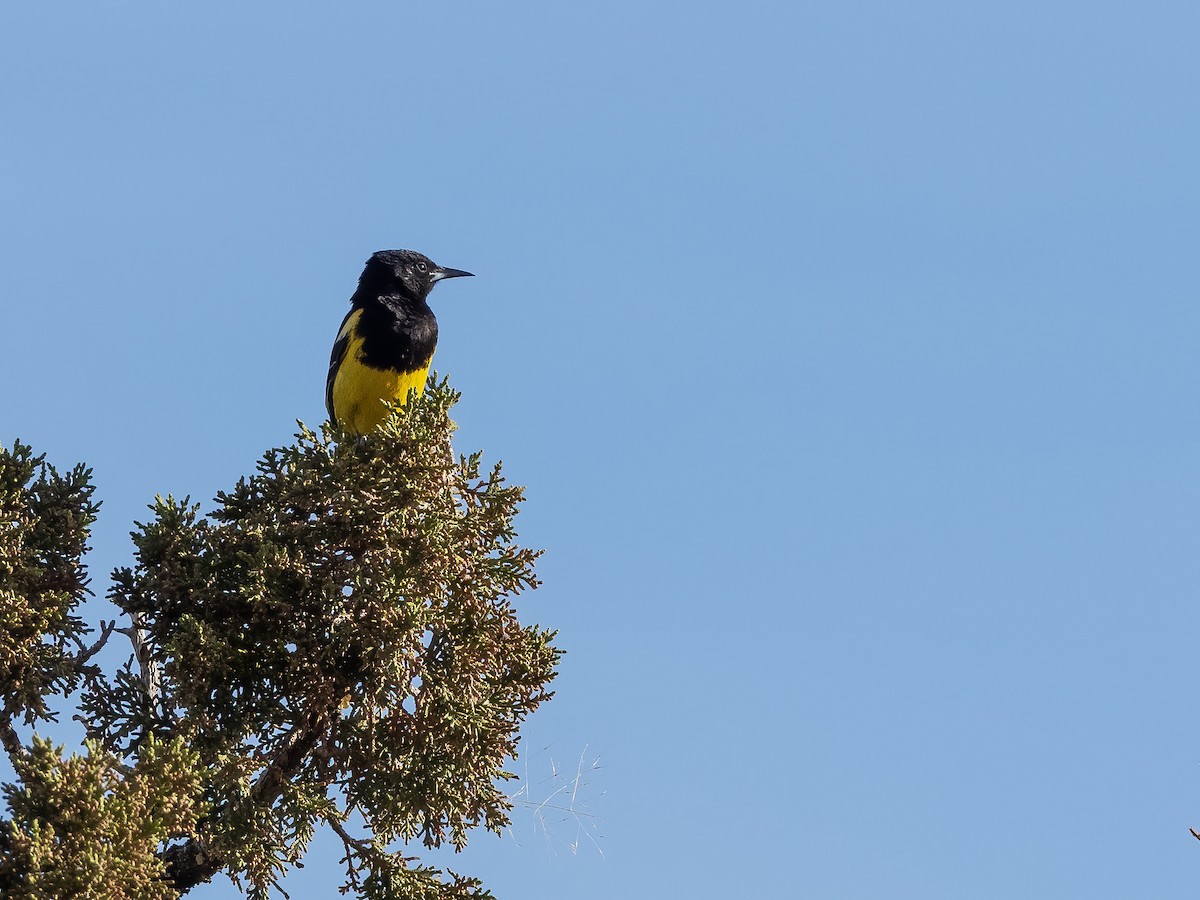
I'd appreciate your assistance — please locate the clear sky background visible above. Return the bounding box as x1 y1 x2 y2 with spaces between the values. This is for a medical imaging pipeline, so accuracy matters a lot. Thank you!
3 2 1200 897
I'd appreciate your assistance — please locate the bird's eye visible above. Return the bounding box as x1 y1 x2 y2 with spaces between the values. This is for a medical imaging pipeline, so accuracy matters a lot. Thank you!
417 261 428 272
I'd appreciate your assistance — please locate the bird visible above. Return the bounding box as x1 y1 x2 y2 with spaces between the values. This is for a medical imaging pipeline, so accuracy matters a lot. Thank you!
326 249 473 434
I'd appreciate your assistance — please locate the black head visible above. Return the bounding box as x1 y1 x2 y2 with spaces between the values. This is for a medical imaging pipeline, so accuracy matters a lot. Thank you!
359 249 473 302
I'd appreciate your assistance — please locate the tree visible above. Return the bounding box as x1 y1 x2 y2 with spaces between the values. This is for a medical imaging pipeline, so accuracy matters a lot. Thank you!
0 381 560 898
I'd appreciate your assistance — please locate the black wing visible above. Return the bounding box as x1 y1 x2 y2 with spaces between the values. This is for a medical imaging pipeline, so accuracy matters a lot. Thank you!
326 309 356 421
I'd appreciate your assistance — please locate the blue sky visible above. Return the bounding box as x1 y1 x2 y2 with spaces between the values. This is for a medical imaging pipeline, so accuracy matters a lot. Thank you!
3 1 1200 896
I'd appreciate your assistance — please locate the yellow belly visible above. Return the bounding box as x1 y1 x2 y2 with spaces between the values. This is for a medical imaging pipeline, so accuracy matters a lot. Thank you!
332 332 430 434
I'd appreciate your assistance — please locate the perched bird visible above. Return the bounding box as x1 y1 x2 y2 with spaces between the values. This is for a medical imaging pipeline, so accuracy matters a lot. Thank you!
326 249 473 434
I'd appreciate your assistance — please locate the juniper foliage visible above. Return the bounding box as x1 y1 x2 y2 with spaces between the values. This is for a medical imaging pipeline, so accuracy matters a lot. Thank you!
0 381 560 898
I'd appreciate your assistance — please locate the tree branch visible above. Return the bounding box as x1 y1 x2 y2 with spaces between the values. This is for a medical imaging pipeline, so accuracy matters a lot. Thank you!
0 711 25 765
163 699 340 894
68 618 116 667
160 838 223 895
327 815 372 852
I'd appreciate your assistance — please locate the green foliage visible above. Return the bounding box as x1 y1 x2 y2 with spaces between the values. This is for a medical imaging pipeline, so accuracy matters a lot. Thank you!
1 380 560 898
0 442 99 732
0 736 203 899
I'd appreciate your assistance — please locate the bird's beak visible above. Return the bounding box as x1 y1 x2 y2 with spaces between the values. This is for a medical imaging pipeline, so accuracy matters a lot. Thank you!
432 266 474 281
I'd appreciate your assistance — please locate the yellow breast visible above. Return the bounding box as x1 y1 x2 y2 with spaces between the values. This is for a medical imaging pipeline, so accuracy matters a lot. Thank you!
330 312 431 434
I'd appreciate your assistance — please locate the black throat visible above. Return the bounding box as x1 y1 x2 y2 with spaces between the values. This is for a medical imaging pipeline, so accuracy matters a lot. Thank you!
353 292 439 371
